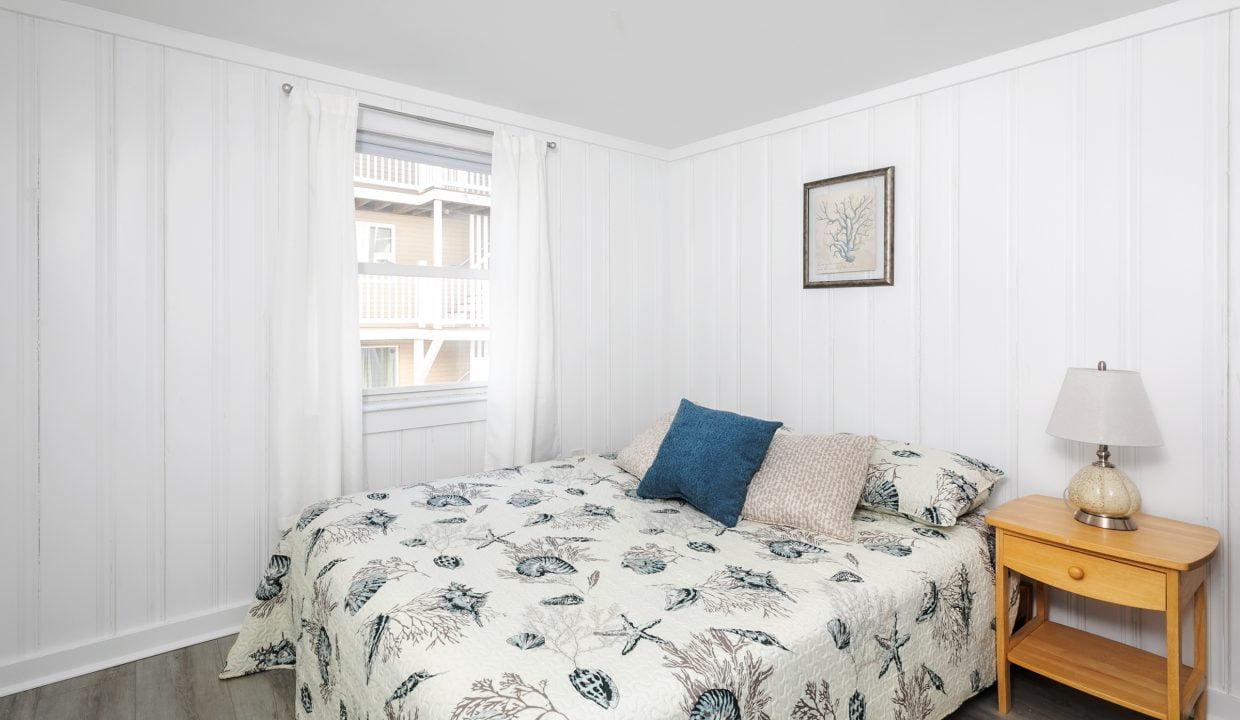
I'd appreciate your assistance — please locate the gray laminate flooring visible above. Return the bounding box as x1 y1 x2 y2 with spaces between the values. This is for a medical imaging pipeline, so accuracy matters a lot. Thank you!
0 634 1149 719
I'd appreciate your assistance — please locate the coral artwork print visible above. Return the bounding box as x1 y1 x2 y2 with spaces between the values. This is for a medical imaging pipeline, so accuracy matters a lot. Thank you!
816 183 878 274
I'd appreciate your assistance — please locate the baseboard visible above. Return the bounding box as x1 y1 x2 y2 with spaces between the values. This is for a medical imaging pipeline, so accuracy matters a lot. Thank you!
1209 687 1240 719
0 602 249 697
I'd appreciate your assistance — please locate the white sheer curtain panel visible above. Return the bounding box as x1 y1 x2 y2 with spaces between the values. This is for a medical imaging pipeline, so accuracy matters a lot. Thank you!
485 128 559 469
269 88 363 529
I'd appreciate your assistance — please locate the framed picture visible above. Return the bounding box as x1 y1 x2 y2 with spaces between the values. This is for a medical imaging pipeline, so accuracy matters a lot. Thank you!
803 166 894 288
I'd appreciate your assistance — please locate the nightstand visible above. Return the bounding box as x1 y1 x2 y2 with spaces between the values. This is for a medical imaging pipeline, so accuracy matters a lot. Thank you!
986 495 1219 720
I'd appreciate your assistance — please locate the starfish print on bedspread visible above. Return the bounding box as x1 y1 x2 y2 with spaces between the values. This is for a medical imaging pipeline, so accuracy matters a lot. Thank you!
875 612 911 679
468 529 514 550
596 614 668 655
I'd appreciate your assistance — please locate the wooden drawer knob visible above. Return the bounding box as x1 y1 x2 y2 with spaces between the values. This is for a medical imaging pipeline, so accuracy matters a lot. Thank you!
1067 566 1085 580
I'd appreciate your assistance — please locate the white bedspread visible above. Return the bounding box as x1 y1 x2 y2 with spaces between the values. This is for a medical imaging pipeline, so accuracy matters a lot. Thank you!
222 454 996 719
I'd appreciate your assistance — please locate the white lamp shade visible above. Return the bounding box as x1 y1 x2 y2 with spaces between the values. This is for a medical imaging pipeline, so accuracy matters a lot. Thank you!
1046 367 1162 447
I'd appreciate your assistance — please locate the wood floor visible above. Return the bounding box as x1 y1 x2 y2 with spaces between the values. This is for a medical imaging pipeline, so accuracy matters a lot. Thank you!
0 634 1149 719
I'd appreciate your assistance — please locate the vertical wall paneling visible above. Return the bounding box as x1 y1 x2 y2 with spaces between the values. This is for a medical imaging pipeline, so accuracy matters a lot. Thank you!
0 8 17 659
585 145 611 452
716 145 741 412
767 130 803 428
94 30 117 639
0 8 36 663
223 62 264 604
210 59 228 611
631 155 663 429
112 38 159 635
661 159 691 412
146 46 168 627
737 138 771 418
823 111 871 435
687 153 717 407
1227 9 1240 696
660 13 1233 700
955 75 1008 481
799 124 830 432
38 19 101 649
1199 13 1229 691
915 88 955 451
607 150 634 449
553 141 588 455
869 98 919 444
162 48 217 618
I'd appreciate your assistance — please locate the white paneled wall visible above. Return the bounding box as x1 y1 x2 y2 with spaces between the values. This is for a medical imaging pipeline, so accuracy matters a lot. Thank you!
664 13 1236 707
0 8 665 694
6 0 1240 713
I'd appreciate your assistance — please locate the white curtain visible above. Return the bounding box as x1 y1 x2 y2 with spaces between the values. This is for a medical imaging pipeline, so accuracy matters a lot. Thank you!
270 88 363 529
485 128 559 468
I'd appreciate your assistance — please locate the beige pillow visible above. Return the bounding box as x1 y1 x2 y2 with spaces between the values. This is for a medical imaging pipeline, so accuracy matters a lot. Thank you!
616 413 874 541
742 433 876 541
615 412 674 478
617 410 797 480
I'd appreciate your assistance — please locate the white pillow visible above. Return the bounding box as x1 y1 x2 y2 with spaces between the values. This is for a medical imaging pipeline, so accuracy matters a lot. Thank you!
859 440 1004 526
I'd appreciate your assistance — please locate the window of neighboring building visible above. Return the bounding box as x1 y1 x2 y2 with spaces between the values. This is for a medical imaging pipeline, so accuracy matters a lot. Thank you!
354 106 491 396
360 345 398 389
357 222 396 263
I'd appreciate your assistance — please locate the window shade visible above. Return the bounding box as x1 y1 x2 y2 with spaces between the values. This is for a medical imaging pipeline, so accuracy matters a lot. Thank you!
356 106 492 173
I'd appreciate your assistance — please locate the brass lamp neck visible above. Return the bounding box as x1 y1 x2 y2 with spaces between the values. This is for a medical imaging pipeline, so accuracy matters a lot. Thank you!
1093 443 1114 468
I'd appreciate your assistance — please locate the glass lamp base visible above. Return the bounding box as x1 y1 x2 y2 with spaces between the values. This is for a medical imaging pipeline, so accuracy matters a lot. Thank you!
1073 508 1138 531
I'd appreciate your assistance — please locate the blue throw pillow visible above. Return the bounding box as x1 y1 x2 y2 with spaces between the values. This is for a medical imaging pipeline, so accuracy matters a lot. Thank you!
636 399 783 527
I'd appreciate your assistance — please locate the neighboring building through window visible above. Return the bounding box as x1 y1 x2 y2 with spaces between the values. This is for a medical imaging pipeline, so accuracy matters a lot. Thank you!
354 112 491 394
360 345 398 389
357 222 396 263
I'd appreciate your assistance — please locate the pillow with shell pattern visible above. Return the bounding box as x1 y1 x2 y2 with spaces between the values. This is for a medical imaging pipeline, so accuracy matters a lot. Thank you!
859 440 1005 526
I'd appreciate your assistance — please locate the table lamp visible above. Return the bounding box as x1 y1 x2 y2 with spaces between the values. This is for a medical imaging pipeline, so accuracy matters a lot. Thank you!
1045 361 1162 530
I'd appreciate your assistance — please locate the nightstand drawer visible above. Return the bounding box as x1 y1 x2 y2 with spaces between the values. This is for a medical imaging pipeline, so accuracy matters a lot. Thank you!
1003 533 1165 610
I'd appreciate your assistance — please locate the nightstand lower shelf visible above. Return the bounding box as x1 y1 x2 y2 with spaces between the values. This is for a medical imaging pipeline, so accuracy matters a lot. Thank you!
1008 620 1196 719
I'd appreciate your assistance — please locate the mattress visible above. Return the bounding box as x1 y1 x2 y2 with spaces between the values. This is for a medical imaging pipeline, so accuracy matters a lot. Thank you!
222 454 996 719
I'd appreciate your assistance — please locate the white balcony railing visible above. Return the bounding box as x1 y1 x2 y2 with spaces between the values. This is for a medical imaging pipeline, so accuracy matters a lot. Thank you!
359 274 489 327
355 154 490 194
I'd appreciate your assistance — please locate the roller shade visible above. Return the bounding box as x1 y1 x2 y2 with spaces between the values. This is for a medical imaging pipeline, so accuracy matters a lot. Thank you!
355 105 492 173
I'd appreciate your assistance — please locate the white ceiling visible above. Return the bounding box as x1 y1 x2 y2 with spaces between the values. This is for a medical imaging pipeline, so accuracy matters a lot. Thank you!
70 0 1175 148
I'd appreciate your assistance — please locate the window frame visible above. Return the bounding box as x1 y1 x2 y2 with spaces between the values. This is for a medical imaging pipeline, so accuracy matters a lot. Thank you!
355 152 491 401
356 221 397 264
360 344 400 390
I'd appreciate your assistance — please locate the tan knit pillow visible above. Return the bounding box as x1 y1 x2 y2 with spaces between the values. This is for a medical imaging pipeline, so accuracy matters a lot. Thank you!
741 433 877 541
615 412 674 479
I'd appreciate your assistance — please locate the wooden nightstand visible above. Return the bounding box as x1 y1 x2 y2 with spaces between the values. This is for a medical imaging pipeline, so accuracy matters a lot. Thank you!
986 495 1219 720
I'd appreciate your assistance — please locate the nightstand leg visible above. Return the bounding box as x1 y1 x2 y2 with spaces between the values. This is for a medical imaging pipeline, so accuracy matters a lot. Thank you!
995 531 1011 714
1193 578 1207 719
1167 571 1182 720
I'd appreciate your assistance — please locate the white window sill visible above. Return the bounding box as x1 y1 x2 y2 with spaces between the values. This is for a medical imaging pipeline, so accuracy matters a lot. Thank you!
362 384 486 413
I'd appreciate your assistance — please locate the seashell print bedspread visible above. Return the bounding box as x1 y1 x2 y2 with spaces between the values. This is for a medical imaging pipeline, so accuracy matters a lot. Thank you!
221 454 997 719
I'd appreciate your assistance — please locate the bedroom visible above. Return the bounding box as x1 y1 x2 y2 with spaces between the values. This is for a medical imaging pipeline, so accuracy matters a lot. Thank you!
0 0 1233 718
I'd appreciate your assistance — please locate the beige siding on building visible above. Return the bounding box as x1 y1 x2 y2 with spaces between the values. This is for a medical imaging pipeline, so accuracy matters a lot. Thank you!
356 208 482 268
362 338 475 387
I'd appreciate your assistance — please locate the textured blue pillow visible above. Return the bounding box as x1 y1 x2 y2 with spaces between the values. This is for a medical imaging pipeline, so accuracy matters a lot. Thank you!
636 399 783 527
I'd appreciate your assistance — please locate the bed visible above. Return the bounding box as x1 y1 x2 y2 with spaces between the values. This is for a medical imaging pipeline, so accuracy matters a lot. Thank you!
222 454 996 719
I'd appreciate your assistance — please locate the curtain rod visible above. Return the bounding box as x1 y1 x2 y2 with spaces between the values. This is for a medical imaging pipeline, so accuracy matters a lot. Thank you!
281 82 557 150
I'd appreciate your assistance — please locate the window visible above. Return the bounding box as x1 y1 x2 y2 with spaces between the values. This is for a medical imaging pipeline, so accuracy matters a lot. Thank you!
360 345 398 389
354 107 491 395
357 222 395 263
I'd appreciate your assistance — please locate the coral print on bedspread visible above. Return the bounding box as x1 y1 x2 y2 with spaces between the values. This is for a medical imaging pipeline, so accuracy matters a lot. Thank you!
221 454 996 720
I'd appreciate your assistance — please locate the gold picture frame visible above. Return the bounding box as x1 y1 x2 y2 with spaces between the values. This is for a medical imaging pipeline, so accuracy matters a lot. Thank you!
803 166 894 288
